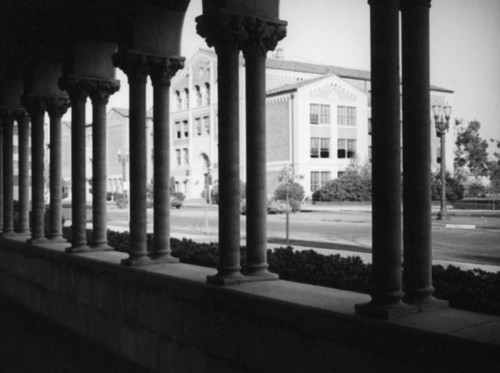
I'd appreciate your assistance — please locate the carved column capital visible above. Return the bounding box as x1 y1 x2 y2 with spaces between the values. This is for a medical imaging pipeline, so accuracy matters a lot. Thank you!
44 96 71 119
112 51 150 85
239 16 287 57
147 56 185 87
400 0 431 9
0 107 15 123
196 12 246 53
21 94 46 118
88 79 121 105
59 75 90 103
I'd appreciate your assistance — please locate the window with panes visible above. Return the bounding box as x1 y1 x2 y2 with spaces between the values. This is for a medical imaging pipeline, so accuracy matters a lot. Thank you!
337 138 357 159
337 106 356 126
310 171 331 192
310 104 330 125
310 137 330 158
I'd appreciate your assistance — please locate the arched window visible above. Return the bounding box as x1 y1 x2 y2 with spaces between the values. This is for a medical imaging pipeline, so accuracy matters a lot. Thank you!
184 88 189 109
204 82 210 105
195 85 202 107
175 90 181 111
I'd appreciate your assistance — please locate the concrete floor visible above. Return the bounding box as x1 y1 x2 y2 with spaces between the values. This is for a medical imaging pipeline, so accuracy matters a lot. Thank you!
0 293 149 373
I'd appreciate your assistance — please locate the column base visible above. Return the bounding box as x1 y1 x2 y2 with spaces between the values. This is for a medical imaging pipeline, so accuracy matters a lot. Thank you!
65 245 91 254
242 268 279 282
47 236 68 244
121 255 152 266
27 237 47 245
149 254 180 265
2 231 18 239
89 243 114 252
355 300 418 320
207 271 246 286
405 296 449 312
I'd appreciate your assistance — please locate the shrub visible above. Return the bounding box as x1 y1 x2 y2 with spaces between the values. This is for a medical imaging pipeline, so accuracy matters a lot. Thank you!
60 227 500 316
273 181 305 212
312 174 371 202
431 172 465 202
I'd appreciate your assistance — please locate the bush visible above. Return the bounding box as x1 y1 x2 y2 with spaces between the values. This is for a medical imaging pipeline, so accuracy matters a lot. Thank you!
312 174 371 202
60 227 500 316
273 182 305 212
431 172 465 202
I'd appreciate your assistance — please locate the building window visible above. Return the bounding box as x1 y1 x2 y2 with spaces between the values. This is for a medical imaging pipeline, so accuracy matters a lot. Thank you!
195 118 202 136
368 118 372 135
183 148 189 166
337 171 346 178
205 83 210 105
310 137 330 158
183 120 189 138
203 116 210 135
175 149 181 166
338 138 357 159
175 91 181 111
184 88 189 109
175 121 181 139
337 106 356 126
310 171 331 192
310 104 330 125
195 85 202 107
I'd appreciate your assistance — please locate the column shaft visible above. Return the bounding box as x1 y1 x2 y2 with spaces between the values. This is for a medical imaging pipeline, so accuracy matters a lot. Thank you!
2 114 14 235
401 0 436 304
69 99 89 251
30 110 46 242
244 51 274 277
91 100 110 250
209 47 242 283
0 124 3 233
47 104 67 242
356 0 403 315
16 113 30 235
125 74 149 265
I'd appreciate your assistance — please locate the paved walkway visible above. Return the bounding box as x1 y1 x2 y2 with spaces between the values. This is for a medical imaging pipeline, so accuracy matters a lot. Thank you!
0 294 149 373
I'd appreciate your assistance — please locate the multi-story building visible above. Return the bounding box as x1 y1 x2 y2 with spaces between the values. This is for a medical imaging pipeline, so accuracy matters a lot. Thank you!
168 48 454 199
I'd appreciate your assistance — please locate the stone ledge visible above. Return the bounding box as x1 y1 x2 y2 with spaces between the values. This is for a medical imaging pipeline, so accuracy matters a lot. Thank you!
0 236 499 372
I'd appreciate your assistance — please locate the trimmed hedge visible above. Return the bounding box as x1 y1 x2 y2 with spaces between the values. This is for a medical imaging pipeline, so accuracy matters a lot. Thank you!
61 227 500 316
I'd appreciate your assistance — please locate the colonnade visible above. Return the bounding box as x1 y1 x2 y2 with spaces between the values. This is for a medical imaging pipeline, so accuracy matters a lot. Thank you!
0 0 443 318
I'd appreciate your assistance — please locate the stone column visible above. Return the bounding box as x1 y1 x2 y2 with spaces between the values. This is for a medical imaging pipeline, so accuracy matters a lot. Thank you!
21 95 46 243
241 17 286 279
15 111 30 236
355 0 408 318
113 51 150 266
0 122 3 233
45 97 70 242
59 76 90 252
88 80 120 251
148 55 184 263
197 13 245 284
401 0 445 308
1 110 15 236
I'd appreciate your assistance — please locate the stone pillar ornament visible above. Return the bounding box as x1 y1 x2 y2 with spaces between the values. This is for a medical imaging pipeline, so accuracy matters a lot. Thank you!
240 16 286 280
1 110 15 236
113 51 150 266
197 12 246 284
355 0 411 319
88 79 120 251
401 0 446 309
59 76 90 252
148 55 184 263
45 96 71 243
21 94 47 243
14 110 31 236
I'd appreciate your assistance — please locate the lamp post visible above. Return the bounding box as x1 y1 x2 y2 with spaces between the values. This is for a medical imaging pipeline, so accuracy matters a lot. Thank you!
117 148 129 196
432 104 452 220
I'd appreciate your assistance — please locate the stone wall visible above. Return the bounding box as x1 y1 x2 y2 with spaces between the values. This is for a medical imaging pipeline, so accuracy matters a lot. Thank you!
0 237 499 372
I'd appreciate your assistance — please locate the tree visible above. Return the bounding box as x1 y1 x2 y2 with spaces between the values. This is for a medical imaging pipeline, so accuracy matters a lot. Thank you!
488 139 500 195
430 171 465 202
455 120 490 178
275 165 304 242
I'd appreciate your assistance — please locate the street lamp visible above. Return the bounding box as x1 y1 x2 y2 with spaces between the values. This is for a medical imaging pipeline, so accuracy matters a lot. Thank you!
432 104 452 220
117 148 129 197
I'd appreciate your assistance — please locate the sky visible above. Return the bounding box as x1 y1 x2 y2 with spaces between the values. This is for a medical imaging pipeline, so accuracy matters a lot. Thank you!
109 0 500 151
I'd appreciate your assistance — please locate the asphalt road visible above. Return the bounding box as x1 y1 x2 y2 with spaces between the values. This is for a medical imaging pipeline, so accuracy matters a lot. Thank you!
105 206 500 267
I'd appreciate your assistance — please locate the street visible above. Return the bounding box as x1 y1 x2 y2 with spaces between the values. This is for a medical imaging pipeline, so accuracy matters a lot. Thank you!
104 205 500 268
